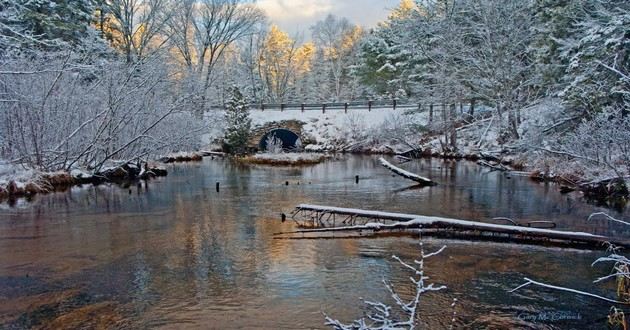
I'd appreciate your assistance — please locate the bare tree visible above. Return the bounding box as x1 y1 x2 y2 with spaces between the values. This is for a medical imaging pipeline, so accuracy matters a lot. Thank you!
168 0 264 105
311 15 362 101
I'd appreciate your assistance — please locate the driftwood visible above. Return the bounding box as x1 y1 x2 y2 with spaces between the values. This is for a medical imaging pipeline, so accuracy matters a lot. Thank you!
279 204 628 248
379 158 436 186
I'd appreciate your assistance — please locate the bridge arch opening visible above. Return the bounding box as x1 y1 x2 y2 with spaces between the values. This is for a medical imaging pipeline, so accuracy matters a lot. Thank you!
259 128 301 151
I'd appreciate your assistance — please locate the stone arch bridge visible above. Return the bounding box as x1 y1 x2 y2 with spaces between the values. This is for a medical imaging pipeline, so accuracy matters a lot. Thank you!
248 120 311 151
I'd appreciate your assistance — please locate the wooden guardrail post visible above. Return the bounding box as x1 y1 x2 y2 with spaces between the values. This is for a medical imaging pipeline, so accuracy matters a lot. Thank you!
368 100 372 111
322 103 327 114
261 103 265 111
281 103 285 111
429 104 433 122
393 99 397 110
301 103 305 112
344 102 348 113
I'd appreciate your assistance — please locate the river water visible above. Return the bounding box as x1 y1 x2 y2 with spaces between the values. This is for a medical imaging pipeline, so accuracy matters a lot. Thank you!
1 155 628 329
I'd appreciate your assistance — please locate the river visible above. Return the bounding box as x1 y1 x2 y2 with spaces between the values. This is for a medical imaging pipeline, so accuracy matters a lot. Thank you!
1 155 628 329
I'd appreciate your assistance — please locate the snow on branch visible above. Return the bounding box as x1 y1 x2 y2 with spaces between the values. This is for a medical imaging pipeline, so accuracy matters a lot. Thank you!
510 277 630 305
324 242 448 329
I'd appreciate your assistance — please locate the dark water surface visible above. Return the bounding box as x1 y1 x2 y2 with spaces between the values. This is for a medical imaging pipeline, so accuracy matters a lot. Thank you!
1 155 628 329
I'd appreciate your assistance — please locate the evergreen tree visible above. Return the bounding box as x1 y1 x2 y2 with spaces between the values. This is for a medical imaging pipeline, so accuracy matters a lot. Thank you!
223 86 252 154
0 0 97 51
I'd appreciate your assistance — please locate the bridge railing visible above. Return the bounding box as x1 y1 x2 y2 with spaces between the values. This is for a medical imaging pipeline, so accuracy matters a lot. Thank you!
209 100 426 113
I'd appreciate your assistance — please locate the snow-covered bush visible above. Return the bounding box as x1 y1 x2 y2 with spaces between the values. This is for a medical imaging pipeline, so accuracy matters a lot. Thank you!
265 133 284 154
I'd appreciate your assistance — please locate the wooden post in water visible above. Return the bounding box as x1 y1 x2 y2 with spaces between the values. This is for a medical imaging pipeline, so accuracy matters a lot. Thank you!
216 182 220 192
355 175 359 184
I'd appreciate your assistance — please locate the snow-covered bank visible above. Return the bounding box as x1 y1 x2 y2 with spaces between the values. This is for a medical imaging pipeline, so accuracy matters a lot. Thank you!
0 162 74 199
239 152 332 166
0 160 168 202
158 151 204 163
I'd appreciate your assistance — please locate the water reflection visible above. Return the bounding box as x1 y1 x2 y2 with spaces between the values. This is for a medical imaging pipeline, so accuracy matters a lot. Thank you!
0 156 627 328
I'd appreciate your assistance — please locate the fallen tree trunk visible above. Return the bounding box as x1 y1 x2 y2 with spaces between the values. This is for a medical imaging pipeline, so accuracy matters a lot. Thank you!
379 158 436 186
281 204 628 248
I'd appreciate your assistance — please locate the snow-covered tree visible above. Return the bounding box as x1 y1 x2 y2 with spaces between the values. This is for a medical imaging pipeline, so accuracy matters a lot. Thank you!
0 0 101 53
557 0 629 114
222 86 251 154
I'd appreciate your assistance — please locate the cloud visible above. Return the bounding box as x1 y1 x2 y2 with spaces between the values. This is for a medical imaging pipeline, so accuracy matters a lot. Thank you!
258 0 334 20
257 0 400 37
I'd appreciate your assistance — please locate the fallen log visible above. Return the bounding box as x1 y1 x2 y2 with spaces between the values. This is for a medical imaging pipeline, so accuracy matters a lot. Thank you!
379 157 436 186
282 204 628 248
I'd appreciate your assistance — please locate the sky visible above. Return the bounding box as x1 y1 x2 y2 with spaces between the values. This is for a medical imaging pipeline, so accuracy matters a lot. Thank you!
257 0 401 38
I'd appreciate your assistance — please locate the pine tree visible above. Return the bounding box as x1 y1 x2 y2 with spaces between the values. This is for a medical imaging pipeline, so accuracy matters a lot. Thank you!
0 0 97 51
223 86 252 154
